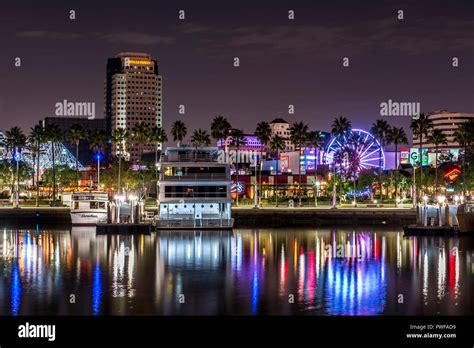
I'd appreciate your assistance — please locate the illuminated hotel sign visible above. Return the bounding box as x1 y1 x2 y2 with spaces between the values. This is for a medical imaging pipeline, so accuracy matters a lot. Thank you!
125 58 152 66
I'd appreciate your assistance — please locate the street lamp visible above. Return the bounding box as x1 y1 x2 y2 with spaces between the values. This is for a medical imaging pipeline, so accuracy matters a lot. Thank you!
437 195 446 226
13 150 22 209
95 152 103 190
422 195 428 226
454 195 459 205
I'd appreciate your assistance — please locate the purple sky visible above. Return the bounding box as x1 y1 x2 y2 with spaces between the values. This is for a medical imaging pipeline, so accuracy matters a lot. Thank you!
1 0 473 143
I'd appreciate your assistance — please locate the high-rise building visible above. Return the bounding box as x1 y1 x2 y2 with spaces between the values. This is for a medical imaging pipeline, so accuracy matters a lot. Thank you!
413 110 474 149
269 118 294 150
105 52 163 162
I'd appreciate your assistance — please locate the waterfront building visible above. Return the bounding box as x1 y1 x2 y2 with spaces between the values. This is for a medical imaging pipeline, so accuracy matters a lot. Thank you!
157 147 233 228
217 134 265 153
105 52 163 162
413 110 474 149
269 118 294 150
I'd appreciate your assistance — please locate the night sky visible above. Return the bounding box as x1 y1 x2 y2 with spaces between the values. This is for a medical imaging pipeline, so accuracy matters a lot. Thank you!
1 0 473 142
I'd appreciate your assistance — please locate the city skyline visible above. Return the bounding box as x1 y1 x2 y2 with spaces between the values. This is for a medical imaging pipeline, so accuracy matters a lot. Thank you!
1 0 473 140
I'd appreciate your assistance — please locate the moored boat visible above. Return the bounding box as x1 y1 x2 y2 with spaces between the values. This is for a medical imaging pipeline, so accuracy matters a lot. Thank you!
70 192 109 225
456 202 474 233
156 147 234 229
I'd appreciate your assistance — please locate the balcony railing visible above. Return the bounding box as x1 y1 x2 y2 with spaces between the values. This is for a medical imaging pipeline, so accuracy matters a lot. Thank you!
161 173 228 181
161 153 219 162
163 193 228 198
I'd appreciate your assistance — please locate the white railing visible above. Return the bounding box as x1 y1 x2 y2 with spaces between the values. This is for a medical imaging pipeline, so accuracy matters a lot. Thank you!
156 218 234 228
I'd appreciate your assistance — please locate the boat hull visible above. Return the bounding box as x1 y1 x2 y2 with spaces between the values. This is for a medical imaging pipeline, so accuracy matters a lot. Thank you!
155 218 234 230
71 211 108 225
456 212 474 233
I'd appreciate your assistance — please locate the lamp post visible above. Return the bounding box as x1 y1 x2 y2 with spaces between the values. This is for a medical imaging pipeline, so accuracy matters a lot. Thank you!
313 179 319 207
13 150 21 209
437 195 445 226
270 166 275 206
423 195 428 226
96 152 102 190
331 165 337 209
412 163 417 208
352 176 357 207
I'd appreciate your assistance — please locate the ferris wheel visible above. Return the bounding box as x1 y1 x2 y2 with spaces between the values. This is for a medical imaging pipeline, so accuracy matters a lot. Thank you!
323 129 385 172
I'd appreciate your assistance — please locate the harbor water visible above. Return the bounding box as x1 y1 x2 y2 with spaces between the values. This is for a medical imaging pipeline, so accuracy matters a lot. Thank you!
0 227 472 315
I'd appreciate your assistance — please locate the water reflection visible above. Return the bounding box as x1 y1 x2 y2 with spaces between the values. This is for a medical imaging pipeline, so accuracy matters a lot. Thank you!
0 227 472 315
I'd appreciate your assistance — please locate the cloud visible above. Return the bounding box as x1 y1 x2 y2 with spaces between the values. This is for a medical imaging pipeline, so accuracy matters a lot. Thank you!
16 30 175 46
99 32 174 45
16 30 82 40
180 23 211 34
190 17 474 59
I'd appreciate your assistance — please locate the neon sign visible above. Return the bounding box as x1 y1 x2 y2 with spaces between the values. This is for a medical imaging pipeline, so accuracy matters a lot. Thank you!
128 59 152 65
231 182 244 194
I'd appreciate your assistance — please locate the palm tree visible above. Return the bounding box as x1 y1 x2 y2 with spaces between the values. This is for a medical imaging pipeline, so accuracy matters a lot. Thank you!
148 126 168 166
191 129 211 148
331 116 352 207
306 131 324 206
269 135 285 207
43 123 63 202
148 126 167 199
289 121 309 206
89 129 108 190
388 126 408 204
171 120 187 147
131 122 149 162
427 129 447 194
191 129 211 160
453 121 474 197
370 119 390 202
66 124 87 189
410 113 433 197
112 128 129 195
4 127 27 208
29 125 45 206
254 122 272 207
211 115 232 150
230 129 247 206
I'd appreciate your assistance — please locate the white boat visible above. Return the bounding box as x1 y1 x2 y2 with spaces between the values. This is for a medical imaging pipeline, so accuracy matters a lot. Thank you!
156 147 234 229
70 192 109 225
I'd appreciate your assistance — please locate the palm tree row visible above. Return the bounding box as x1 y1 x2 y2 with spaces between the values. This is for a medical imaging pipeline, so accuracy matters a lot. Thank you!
6 113 472 206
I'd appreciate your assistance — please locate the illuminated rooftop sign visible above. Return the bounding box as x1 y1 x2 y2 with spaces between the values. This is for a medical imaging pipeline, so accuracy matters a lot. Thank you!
125 58 152 66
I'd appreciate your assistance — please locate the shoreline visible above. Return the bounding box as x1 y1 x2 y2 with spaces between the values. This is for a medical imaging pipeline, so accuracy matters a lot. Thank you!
0 207 416 228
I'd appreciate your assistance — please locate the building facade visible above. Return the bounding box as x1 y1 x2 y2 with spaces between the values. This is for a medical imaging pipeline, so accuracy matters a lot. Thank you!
105 52 163 162
217 134 265 153
413 110 474 149
269 118 294 150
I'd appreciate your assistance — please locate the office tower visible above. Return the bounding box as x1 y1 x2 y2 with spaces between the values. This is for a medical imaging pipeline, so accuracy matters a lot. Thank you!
105 52 163 162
